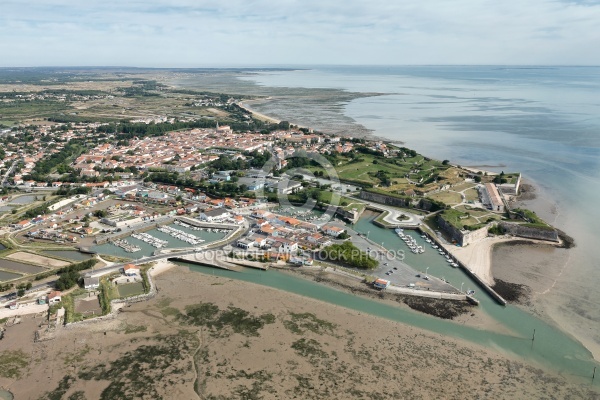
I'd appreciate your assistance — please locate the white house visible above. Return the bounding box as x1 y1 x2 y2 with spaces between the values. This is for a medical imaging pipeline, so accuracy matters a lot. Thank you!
236 238 254 249
199 208 231 222
123 264 140 276
83 276 100 290
322 224 346 238
47 291 62 304
271 239 299 253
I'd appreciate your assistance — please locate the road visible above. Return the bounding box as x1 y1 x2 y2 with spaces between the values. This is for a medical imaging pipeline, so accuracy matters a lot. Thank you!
1 159 18 186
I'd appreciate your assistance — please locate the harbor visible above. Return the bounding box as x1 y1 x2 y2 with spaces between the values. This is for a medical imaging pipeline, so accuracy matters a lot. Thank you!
92 223 229 258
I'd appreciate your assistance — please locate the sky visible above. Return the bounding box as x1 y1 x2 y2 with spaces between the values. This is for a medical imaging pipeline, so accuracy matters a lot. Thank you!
1 0 600 67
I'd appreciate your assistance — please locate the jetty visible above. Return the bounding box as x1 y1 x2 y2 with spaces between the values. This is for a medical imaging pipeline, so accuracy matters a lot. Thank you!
417 227 507 306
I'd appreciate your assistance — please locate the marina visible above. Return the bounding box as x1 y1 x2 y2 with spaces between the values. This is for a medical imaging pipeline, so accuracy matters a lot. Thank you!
157 225 205 246
92 224 229 258
109 238 142 253
395 228 424 254
130 232 168 248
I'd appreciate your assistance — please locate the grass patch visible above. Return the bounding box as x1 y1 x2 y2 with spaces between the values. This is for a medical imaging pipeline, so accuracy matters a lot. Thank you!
463 188 480 202
63 345 91 365
427 190 463 205
512 208 549 226
291 338 328 360
124 324 148 334
0 349 29 378
63 290 85 323
439 209 484 230
42 375 76 400
73 332 199 400
116 282 145 298
99 255 132 263
283 312 337 335
180 302 275 337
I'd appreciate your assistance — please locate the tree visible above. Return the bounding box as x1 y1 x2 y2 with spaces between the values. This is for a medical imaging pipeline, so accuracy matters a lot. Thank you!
442 160 450 165
93 209 108 218
338 232 350 240
55 270 81 291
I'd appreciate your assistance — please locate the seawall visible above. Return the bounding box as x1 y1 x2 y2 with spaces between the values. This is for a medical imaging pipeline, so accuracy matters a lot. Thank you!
499 222 559 242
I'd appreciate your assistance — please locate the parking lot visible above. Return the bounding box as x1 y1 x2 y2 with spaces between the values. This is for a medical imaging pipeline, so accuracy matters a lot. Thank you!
338 227 455 292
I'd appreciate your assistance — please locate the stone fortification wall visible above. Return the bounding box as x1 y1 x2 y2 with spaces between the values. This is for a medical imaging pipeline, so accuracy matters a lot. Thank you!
500 222 558 242
359 191 411 208
437 215 489 246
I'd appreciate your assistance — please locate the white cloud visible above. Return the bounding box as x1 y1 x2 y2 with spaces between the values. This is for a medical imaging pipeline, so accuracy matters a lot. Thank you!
0 0 599 66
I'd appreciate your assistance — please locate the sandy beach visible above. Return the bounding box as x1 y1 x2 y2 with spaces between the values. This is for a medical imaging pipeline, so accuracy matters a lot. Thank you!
1 264 598 399
445 236 518 286
238 101 281 124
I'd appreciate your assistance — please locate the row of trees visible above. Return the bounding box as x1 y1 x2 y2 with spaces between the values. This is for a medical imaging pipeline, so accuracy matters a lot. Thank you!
321 241 379 270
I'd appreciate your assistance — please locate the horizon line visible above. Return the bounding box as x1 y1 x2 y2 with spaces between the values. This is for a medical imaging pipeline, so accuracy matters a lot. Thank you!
1 64 600 70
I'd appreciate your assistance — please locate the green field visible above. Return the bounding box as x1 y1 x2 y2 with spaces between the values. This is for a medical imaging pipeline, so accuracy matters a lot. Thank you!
463 188 480 202
305 152 446 189
440 209 485 230
451 182 477 192
337 154 441 185
427 190 463 205
0 101 69 121
117 282 145 297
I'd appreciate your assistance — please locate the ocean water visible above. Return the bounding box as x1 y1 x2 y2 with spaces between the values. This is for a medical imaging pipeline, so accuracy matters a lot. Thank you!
239 66 600 357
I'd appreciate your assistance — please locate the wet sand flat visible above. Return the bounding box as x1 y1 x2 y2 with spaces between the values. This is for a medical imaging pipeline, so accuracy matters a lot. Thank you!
1 265 598 399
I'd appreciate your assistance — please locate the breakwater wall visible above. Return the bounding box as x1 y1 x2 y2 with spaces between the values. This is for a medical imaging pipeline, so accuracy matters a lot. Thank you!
499 222 559 242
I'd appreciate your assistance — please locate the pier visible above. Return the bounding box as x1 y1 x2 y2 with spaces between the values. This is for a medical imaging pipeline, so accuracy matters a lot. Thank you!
418 227 507 306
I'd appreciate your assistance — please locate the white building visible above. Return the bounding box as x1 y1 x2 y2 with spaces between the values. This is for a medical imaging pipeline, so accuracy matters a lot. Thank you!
47 291 62 304
199 208 231 222
83 276 100 290
123 264 140 276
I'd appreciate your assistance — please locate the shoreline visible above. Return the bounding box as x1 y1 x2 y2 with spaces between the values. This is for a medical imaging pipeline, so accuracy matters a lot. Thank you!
237 100 281 124
230 103 600 362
